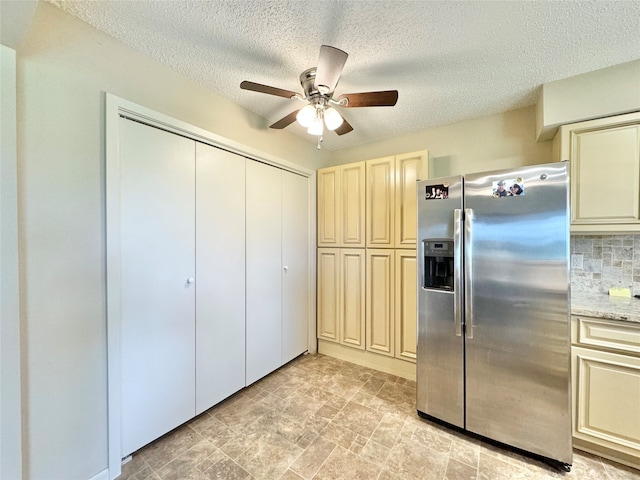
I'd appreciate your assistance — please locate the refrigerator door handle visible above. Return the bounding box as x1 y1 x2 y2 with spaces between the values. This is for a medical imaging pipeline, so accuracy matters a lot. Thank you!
464 208 474 339
453 209 463 337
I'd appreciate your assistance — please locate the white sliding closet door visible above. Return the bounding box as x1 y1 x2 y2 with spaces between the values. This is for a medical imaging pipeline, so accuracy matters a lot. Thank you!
119 118 196 457
282 171 309 364
246 161 282 385
195 144 246 414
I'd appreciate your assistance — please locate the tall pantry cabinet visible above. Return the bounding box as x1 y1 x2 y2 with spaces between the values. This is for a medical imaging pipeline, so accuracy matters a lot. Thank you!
114 117 309 459
317 151 429 375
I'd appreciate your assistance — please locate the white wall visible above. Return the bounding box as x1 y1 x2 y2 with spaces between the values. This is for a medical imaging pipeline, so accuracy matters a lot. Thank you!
331 106 552 176
16 3 329 479
1 43 23 480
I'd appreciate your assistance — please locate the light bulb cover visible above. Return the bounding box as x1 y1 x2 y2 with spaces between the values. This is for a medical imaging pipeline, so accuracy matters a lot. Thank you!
296 105 316 128
307 115 324 136
324 107 344 131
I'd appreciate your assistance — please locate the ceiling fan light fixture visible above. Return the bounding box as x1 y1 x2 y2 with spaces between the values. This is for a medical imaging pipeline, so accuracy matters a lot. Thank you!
323 107 344 131
296 104 316 127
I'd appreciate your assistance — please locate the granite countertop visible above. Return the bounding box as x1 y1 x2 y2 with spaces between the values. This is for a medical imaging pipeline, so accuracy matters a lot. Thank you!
571 292 640 324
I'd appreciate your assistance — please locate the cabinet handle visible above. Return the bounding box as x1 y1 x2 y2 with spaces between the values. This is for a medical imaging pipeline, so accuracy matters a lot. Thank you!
187 277 195 284
283 266 288 273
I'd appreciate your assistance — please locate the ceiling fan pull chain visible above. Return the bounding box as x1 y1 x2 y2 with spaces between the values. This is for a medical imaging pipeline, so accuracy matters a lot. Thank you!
317 135 323 150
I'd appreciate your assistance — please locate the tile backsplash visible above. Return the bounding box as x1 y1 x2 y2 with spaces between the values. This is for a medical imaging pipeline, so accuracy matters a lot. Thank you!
571 234 640 296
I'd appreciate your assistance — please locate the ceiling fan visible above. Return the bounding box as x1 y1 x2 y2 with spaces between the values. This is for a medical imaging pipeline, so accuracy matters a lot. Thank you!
240 45 398 148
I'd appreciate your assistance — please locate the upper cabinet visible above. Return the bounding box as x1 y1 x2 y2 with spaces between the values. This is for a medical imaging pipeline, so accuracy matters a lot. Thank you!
559 112 640 233
366 150 430 249
317 161 366 247
366 156 396 248
395 152 430 248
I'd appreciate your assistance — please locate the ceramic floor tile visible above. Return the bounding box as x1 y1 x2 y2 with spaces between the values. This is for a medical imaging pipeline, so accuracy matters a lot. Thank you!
444 458 478 480
119 353 638 480
235 431 303 480
311 446 381 480
331 401 385 438
290 435 337 480
201 457 251 480
139 426 203 471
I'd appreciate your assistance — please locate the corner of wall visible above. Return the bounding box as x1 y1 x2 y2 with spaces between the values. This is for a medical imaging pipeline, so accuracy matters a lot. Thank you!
0 42 23 480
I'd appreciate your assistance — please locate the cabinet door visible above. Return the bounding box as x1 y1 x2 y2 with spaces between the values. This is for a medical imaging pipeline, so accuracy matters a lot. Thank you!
119 118 196 456
563 113 640 231
367 157 395 248
282 171 309 364
341 161 366 247
395 152 428 248
573 346 640 459
317 248 340 342
340 249 366 349
366 249 395 356
395 250 417 362
246 161 282 385
317 166 340 246
195 144 246 414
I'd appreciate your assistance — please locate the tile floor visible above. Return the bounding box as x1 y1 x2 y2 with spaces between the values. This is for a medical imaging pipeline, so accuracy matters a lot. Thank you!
118 353 639 480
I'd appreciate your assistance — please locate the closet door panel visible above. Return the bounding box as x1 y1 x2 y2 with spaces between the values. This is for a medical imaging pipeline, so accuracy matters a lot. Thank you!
119 119 196 456
282 171 309 364
195 144 246 414
246 161 282 385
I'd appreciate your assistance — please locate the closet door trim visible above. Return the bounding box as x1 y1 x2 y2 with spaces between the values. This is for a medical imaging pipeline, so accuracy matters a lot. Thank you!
105 93 316 480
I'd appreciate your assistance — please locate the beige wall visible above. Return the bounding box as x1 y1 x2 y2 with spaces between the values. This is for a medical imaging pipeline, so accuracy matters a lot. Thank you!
537 59 640 141
11 2 589 479
331 106 552 176
1 43 23 480
16 3 328 479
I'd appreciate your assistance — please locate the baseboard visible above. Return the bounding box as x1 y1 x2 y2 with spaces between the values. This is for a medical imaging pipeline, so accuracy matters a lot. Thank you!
88 468 110 480
318 340 416 381
573 439 640 471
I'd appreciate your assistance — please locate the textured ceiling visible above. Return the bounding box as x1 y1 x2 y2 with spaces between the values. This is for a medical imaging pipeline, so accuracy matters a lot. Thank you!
47 0 640 151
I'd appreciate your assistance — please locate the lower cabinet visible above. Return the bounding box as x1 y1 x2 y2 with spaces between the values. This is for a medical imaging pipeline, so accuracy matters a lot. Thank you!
571 315 640 469
317 247 417 371
317 248 366 349
366 249 395 356
395 251 417 362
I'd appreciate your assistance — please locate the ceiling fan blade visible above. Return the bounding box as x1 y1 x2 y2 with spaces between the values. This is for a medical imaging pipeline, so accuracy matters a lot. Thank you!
334 118 353 136
337 90 399 107
314 45 348 94
240 81 298 99
270 109 301 129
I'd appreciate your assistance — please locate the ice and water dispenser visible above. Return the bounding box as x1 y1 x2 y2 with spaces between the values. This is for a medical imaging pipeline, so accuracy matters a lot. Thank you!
423 240 454 291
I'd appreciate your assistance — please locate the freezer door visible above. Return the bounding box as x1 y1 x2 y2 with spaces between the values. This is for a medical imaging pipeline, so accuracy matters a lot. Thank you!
416 176 464 428
463 163 572 464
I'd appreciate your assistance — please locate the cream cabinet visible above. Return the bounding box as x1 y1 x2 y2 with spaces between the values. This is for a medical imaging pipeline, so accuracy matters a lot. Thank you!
317 249 340 342
395 250 417 362
571 315 640 469
366 156 396 248
317 151 428 376
366 151 430 249
559 112 640 233
317 248 366 349
317 161 366 247
395 152 429 248
366 249 395 356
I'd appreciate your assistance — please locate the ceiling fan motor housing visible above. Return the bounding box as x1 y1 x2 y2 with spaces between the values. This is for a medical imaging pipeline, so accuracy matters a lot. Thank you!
300 68 329 103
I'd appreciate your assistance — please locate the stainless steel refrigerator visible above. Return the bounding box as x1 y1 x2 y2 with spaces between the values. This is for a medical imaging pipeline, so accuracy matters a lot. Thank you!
416 162 572 469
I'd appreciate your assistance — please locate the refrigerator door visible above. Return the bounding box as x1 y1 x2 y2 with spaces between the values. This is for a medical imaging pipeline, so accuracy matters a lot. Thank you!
416 175 464 428
463 163 572 464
